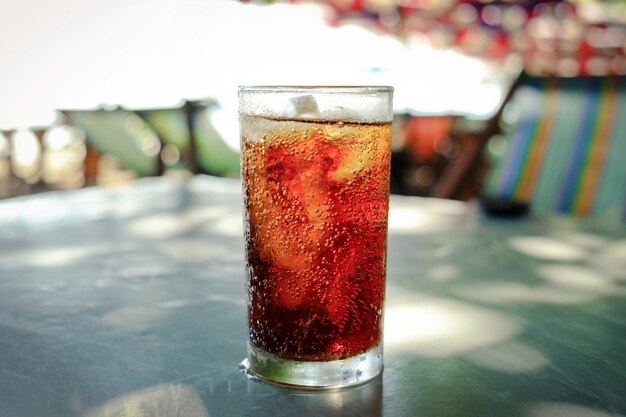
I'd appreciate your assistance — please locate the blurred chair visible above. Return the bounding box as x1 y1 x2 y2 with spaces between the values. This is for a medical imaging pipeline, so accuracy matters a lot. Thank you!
186 99 240 178
390 114 459 197
444 71 626 218
429 72 526 201
136 100 240 178
134 105 198 174
63 100 240 187
62 108 163 185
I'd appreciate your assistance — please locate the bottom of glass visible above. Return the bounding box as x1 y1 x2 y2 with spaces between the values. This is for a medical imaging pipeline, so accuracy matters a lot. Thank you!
242 342 383 389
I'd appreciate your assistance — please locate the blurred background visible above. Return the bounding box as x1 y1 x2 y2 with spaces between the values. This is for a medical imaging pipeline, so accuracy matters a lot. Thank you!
1 0 625 218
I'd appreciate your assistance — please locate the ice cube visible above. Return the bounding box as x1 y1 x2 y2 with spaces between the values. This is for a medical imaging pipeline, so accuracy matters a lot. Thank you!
320 106 346 120
285 95 320 119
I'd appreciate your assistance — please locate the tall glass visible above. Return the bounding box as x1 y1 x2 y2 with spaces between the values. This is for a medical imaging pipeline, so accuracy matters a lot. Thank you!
239 86 393 388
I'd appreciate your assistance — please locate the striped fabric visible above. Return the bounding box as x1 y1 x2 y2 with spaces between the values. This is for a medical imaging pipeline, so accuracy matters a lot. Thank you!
484 75 626 218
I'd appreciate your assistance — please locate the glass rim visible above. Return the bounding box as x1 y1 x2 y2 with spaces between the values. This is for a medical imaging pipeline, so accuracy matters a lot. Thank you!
238 85 394 94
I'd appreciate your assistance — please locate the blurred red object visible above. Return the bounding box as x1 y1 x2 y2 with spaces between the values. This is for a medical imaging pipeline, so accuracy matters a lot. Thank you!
405 116 453 161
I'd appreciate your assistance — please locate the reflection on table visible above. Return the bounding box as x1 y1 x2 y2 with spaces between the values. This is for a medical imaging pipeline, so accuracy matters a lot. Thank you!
0 175 624 417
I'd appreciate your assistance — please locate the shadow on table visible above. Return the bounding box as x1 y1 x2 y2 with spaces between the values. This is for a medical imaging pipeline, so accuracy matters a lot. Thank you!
383 215 626 417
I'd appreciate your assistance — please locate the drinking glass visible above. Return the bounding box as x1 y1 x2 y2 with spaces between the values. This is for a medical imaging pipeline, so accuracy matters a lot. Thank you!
239 86 393 388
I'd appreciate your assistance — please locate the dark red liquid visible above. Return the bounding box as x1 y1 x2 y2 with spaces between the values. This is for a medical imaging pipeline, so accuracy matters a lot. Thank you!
241 116 390 361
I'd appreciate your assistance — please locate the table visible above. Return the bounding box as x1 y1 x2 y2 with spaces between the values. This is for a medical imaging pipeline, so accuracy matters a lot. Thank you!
1 175 625 417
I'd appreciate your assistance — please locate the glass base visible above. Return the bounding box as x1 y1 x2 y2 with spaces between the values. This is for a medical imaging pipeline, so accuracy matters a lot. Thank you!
243 342 383 389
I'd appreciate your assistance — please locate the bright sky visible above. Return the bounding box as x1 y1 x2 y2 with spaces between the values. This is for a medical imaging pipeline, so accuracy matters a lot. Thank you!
0 0 508 133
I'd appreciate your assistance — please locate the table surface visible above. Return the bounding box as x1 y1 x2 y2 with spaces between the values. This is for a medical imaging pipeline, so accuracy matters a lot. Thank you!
1 175 625 417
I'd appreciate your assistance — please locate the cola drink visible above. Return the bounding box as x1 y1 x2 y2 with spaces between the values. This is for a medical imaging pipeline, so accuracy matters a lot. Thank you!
239 87 393 388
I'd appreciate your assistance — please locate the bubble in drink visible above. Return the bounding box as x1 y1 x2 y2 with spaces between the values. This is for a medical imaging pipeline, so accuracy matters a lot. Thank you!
241 114 391 361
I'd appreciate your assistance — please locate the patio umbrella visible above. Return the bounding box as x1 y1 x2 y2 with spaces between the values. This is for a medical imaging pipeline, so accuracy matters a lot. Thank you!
299 0 626 77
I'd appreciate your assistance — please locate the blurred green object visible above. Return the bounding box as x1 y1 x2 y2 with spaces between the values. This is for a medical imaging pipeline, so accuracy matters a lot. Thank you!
190 101 240 178
64 100 241 181
136 107 193 172
138 108 190 154
64 109 160 177
136 100 240 177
